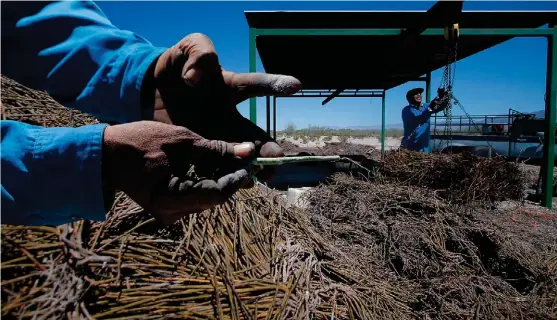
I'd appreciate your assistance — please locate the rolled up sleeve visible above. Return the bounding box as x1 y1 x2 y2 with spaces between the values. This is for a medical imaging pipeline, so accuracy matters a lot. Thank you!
1 0 167 124
1 120 108 226
1 1 169 226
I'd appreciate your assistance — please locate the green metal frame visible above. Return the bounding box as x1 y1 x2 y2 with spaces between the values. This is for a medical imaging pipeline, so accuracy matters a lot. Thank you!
248 25 556 209
381 91 386 154
543 25 556 208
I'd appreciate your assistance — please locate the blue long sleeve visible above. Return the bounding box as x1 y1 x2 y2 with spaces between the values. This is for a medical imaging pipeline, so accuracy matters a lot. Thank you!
401 103 433 152
1 1 167 124
1 1 168 225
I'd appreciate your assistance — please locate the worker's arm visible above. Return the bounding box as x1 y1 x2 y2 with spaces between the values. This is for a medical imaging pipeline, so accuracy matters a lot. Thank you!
1 120 109 226
1 1 166 124
0 1 165 225
1 120 255 226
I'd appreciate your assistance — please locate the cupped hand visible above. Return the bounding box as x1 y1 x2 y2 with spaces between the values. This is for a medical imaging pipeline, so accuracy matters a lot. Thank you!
102 121 255 225
141 33 302 182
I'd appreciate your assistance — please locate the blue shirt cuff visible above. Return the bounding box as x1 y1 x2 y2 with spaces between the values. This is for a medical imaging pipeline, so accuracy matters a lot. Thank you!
1 121 109 226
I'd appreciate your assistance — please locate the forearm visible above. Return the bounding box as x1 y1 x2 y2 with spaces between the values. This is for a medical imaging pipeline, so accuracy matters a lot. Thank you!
1 120 110 226
1 1 166 124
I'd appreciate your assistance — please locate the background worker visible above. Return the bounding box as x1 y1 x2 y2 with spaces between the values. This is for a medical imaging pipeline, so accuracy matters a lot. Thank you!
1 1 301 226
400 87 449 152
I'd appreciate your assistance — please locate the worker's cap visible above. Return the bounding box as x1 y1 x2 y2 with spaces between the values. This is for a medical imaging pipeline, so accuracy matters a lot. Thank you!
406 88 424 98
406 88 424 102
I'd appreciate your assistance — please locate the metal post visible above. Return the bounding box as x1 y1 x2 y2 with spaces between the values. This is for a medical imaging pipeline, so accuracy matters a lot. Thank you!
249 28 257 124
381 91 386 154
425 72 432 153
273 96 277 140
542 25 556 209
266 96 271 134
425 72 432 103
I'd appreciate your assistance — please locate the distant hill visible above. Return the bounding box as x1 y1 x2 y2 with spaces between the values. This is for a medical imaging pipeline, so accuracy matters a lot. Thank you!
290 110 553 132
343 123 404 130
534 110 546 118
297 123 404 131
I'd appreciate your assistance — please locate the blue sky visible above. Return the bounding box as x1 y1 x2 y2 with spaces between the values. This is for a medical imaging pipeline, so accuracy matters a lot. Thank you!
96 1 556 130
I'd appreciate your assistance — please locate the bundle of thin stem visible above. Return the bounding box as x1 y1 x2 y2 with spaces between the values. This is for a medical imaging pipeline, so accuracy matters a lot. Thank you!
1 75 99 128
1 187 382 319
1 75 553 320
1 75 378 319
376 149 526 205
316 142 375 157
302 173 557 319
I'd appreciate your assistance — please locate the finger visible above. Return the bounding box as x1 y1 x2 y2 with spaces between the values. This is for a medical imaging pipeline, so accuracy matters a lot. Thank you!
191 167 251 208
215 167 252 199
191 139 255 167
223 71 302 104
153 167 251 223
177 33 221 87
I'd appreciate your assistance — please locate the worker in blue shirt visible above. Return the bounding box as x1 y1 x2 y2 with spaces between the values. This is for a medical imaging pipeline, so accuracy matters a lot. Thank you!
1 1 301 226
400 87 448 152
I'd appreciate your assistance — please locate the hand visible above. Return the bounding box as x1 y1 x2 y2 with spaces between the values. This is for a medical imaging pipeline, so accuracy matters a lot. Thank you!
102 121 255 225
437 88 446 98
141 33 302 183
429 99 448 114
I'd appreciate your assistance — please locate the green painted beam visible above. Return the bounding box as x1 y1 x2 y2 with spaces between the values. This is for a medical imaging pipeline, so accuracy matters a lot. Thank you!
322 89 344 105
425 72 432 103
266 96 271 134
249 28 257 124
542 25 556 209
273 96 277 140
254 28 553 37
381 91 386 154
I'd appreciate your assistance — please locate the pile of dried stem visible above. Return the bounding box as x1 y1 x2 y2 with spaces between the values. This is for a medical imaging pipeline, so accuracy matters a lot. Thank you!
375 149 526 205
1 75 554 320
303 173 557 319
277 139 308 155
1 76 99 127
2 187 389 319
316 142 375 157
277 140 376 158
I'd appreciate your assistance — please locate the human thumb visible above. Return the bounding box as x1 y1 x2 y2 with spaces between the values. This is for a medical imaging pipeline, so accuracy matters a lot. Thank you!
232 142 256 158
192 139 255 164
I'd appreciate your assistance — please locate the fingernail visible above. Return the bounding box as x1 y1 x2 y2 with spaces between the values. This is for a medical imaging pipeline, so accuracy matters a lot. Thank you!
272 76 302 94
184 68 201 86
234 142 255 158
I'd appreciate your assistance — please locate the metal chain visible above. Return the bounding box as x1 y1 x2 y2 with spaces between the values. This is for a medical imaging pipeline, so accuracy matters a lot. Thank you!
435 35 458 150
436 35 497 152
